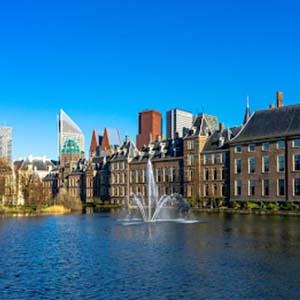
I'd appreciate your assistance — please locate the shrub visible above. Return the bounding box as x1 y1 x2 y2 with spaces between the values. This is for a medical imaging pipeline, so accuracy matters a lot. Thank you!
266 202 279 211
244 201 260 209
280 202 294 210
229 201 241 209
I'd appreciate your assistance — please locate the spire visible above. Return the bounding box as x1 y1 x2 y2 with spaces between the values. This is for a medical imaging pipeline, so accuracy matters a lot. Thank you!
89 129 98 159
243 96 251 125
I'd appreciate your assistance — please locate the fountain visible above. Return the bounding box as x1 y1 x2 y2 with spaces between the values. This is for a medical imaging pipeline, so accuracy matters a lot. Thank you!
130 159 191 223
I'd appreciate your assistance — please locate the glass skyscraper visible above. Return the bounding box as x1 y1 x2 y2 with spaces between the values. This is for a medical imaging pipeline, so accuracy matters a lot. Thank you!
58 110 84 165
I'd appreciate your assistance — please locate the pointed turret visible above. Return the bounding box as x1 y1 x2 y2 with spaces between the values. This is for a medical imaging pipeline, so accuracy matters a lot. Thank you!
243 96 251 125
89 129 98 159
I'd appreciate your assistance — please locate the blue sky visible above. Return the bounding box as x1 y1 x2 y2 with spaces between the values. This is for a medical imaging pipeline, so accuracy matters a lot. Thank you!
1 0 300 160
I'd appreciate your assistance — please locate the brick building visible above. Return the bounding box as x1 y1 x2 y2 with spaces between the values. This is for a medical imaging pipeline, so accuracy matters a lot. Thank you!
230 93 300 203
136 110 162 150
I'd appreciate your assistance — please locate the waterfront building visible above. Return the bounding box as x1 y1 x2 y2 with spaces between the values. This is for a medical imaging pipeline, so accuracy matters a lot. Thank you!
59 109 84 166
201 123 242 205
230 92 300 203
136 110 162 150
109 135 139 205
43 91 300 208
0 126 12 165
130 135 184 204
14 155 56 205
166 108 193 139
183 114 215 199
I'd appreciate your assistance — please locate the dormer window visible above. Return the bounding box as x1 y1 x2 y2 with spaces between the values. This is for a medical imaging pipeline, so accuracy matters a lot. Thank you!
277 140 285 149
248 144 255 152
235 146 241 153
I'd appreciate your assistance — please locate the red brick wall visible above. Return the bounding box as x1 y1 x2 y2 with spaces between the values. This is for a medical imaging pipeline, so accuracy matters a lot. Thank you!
136 110 162 150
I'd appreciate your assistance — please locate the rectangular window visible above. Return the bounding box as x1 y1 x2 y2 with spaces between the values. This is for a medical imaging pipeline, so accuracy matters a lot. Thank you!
204 154 209 164
234 180 241 196
294 178 300 196
263 156 269 173
262 143 269 151
249 157 255 173
172 168 176 181
157 169 161 182
165 168 169 182
188 155 195 165
248 144 255 152
213 153 218 164
278 179 285 196
235 146 242 153
221 152 226 163
277 140 285 149
277 155 285 172
205 168 209 180
248 180 255 196
294 154 300 171
293 139 300 148
235 159 242 174
214 168 218 180
263 179 270 196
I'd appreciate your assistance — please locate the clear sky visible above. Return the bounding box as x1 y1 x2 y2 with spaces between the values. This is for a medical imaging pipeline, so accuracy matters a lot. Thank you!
1 0 300 160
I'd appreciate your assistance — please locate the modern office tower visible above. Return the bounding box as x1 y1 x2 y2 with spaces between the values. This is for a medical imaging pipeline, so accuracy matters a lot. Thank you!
0 126 12 165
136 110 162 150
166 108 193 139
58 109 84 165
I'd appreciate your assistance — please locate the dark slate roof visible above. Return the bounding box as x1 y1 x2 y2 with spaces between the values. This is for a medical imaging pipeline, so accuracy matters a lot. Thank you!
15 157 55 171
232 104 300 143
202 126 242 152
184 114 214 138
110 140 139 161
132 137 183 162
43 168 59 181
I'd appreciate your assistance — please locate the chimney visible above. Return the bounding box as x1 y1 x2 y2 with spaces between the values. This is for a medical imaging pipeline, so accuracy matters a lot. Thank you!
277 91 283 108
269 104 275 109
219 123 225 132
156 135 162 142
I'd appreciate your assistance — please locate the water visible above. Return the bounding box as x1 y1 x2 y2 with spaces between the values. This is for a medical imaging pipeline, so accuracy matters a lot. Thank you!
1 212 300 299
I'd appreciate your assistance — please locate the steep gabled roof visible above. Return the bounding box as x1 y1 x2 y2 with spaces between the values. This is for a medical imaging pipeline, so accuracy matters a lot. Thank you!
203 126 242 152
184 114 214 138
232 104 300 143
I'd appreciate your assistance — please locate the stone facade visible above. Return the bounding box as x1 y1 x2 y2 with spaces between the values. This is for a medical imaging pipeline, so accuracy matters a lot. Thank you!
42 93 300 207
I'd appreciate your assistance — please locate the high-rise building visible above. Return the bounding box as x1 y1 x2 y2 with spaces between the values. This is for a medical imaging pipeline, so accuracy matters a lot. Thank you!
136 110 162 150
0 126 12 165
58 110 84 166
166 108 193 139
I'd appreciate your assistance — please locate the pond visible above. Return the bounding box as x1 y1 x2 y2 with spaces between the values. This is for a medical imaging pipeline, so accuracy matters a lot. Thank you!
1 211 300 299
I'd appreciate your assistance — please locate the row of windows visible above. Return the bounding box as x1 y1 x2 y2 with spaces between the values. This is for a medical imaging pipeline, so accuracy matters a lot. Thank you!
130 185 179 196
203 168 225 181
111 186 127 197
130 168 178 184
111 160 127 171
203 184 226 197
234 178 300 197
203 152 227 165
235 139 300 154
234 155 300 174
111 173 127 184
